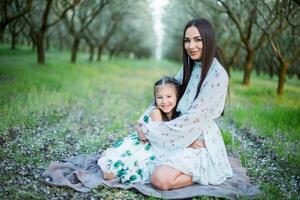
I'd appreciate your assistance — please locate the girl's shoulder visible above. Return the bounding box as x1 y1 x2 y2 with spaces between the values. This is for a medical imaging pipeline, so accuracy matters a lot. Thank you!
149 107 163 122
143 107 162 123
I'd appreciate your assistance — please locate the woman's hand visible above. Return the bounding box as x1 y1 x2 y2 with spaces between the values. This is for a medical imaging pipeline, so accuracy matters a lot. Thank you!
136 122 148 144
188 140 205 149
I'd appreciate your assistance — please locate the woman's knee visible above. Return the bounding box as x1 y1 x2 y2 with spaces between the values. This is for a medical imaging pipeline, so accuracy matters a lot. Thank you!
150 166 173 191
151 175 170 190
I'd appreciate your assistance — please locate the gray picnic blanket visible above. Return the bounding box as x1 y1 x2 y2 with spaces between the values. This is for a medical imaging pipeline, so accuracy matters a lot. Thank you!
42 154 261 199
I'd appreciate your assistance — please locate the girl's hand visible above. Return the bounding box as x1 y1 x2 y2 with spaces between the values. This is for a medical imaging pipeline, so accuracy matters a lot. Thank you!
189 140 205 149
136 122 148 143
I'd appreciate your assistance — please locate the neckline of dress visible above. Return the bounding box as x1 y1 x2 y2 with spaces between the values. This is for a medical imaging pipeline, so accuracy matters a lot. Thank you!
194 61 201 68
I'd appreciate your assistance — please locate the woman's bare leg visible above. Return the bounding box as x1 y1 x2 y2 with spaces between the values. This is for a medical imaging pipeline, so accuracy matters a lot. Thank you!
151 165 193 191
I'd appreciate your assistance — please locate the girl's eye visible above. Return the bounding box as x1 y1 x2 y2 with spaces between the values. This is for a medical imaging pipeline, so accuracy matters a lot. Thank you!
195 38 202 42
184 39 190 43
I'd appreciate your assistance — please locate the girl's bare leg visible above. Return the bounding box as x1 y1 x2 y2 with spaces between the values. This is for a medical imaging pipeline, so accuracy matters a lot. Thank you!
102 170 116 180
151 165 193 191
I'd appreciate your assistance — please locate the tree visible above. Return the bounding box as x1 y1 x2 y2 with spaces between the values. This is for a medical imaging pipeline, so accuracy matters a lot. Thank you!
0 0 32 40
23 0 79 64
217 0 270 86
8 18 26 49
256 0 300 95
62 0 109 63
107 0 155 59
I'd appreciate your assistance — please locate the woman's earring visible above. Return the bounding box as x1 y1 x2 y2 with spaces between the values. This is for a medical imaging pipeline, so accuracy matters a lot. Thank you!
188 56 190 66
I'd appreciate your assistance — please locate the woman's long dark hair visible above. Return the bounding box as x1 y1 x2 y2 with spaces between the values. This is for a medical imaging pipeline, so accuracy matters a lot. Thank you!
178 18 220 102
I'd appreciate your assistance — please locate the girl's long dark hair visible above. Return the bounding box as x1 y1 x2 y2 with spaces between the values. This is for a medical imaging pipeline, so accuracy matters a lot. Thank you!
178 18 221 102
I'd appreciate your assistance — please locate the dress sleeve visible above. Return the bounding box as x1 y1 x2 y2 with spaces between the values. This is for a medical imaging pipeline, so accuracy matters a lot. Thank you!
175 66 183 84
140 65 229 150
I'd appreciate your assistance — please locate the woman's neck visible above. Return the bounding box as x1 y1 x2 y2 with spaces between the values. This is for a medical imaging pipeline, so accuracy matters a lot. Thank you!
194 60 201 65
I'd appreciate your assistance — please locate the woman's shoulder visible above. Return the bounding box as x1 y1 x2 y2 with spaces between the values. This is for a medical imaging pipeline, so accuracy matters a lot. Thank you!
209 58 228 80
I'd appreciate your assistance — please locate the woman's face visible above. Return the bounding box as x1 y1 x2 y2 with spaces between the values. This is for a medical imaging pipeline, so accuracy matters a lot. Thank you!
184 26 203 61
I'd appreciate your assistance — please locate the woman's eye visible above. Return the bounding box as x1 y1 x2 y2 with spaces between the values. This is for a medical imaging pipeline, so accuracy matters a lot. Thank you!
195 38 202 42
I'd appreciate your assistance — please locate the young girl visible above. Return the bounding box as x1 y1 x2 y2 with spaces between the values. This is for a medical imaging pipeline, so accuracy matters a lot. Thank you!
98 76 181 184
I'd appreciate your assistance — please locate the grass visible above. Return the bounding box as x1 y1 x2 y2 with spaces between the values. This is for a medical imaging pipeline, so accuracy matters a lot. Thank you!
228 72 299 140
0 44 299 199
0 45 177 133
224 70 300 167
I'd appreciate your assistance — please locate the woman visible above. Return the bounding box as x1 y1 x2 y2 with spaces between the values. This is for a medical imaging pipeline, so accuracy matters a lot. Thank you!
136 18 233 190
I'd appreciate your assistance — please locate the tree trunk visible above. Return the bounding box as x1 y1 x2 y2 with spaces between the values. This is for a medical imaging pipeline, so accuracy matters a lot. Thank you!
242 50 254 86
32 42 35 50
45 36 50 50
268 64 274 79
0 23 7 41
36 33 45 64
89 45 94 62
71 37 80 63
59 40 64 51
26 37 31 46
97 45 104 61
277 62 288 95
255 64 260 76
11 33 17 50
109 50 115 60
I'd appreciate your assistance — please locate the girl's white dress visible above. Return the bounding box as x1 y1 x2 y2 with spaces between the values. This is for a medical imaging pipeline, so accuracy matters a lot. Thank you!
98 58 233 185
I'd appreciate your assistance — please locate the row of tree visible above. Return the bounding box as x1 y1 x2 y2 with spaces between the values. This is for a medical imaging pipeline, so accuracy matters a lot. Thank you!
162 0 300 95
0 0 156 63
1 0 299 95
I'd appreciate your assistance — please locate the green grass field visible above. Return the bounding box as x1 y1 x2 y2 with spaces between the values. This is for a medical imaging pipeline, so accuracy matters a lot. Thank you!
226 70 300 165
0 45 299 199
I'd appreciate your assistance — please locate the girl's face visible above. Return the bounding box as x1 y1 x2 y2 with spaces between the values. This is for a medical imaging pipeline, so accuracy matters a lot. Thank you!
184 26 203 61
155 84 177 115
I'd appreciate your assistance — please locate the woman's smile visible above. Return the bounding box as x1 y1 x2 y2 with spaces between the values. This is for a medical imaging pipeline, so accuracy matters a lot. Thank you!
184 26 203 60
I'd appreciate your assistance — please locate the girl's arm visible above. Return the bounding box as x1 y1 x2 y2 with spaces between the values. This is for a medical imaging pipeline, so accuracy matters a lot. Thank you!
149 108 163 122
136 108 162 143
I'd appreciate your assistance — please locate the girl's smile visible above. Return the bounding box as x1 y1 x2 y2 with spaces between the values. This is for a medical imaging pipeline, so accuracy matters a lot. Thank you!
155 84 178 118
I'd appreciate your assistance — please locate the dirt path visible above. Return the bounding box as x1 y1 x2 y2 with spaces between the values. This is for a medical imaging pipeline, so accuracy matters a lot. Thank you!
219 120 299 199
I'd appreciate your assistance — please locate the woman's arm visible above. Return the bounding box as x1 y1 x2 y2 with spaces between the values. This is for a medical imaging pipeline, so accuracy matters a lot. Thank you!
188 140 205 148
138 60 229 150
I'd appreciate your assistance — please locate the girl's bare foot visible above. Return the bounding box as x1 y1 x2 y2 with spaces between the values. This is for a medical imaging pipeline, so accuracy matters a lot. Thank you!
103 171 116 180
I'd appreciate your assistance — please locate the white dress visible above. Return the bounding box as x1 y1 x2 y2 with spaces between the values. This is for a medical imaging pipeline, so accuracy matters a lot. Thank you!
140 58 233 185
98 58 233 185
98 114 158 184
